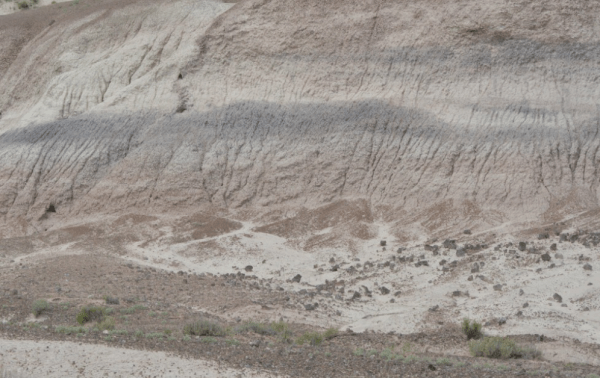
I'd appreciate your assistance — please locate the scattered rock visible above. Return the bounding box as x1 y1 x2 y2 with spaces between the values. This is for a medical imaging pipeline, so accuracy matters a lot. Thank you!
329 257 335 263
439 259 447 265
555 253 563 259
553 293 563 303
380 286 390 295
583 263 592 271
493 284 502 291
291 274 302 283
452 290 462 297
249 340 261 347
550 243 557 251
583 307 590 311
538 233 549 239
380 240 387 247
393 291 402 297
523 302 529 308
463 229 472 235
467 275 473 281
330 264 339 272
541 253 551 262
516 310 523 316
415 260 429 267
471 263 480 273
304 303 318 311
518 242 527 251
456 248 466 257
428 305 439 312
351 292 361 300
244 265 253 272
428 364 437 371
561 303 567 307
519 289 524 296
443 239 457 249
497 317 507 325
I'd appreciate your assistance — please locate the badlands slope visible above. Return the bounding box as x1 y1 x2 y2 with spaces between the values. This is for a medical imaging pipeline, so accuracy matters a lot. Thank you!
0 0 599 376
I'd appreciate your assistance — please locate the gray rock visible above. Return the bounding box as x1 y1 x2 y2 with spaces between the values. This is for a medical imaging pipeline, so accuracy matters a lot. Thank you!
291 274 302 283
561 303 567 307
555 253 563 259
304 303 318 311
523 302 529 308
351 291 361 300
553 293 563 303
443 239 457 249
583 263 592 271
541 253 551 262
244 265 253 272
519 289 524 296
380 286 390 295
467 275 473 281
456 248 466 257
516 310 523 316
518 242 527 251
538 233 549 239
330 264 339 272
249 340 261 347
380 240 387 247
497 317 507 325
415 260 429 267
428 305 439 312
493 284 503 291
550 243 557 251
394 291 402 297
452 290 462 297
463 229 472 235
471 263 480 273
439 259 447 265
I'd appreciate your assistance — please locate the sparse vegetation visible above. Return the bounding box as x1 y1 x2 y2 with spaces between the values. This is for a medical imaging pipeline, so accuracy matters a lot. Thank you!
96 316 115 331
234 321 277 336
119 305 146 314
55 325 86 335
32 299 49 317
183 319 226 337
462 318 483 340
469 336 541 360
76 306 106 325
323 327 338 340
104 296 119 305
296 331 324 346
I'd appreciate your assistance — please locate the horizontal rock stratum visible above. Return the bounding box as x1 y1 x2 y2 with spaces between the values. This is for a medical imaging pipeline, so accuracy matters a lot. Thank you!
0 0 599 237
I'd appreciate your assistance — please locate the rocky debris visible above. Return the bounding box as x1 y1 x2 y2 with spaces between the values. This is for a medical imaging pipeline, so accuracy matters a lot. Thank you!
497 317 507 325
538 233 549 239
249 339 261 347
516 310 523 316
541 253 551 262
330 264 339 272
394 291 402 297
379 286 390 295
380 240 387 247
428 305 439 312
553 293 563 303
415 260 429 267
471 263 480 273
467 275 473 281
456 248 466 257
493 284 502 291
523 302 529 308
583 263 593 271
555 253 564 259
304 303 318 311
550 243 557 251
463 229 472 235
439 259 447 265
560 233 568 242
351 291 361 300
443 239 457 249
291 274 302 283
329 257 335 263
244 265 253 272
396 247 405 254
452 290 462 297
518 242 527 251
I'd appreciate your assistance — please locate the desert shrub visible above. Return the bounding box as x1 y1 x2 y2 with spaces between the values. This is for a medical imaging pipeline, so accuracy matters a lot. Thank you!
17 1 28 9
183 319 226 337
32 299 49 317
234 322 277 336
96 316 115 331
469 337 541 360
462 318 483 340
296 331 324 346
119 305 146 314
76 306 105 325
55 325 86 335
323 328 339 340
104 296 119 305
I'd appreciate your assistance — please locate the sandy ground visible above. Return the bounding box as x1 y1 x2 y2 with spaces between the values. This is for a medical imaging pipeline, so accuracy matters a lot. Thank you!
0 339 281 378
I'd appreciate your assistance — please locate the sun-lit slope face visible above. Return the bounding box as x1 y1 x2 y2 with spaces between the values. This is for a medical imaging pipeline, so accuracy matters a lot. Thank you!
0 0 599 237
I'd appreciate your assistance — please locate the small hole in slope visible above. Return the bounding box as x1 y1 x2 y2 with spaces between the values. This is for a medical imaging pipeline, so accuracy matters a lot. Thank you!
178 73 183 80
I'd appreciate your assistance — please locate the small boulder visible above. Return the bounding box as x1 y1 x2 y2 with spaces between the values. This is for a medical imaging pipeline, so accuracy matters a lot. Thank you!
493 284 503 291
497 317 507 325
471 263 480 273
553 293 563 303
428 305 439 312
380 286 390 295
523 302 529 308
304 303 318 311
463 229 472 235
456 248 466 257
380 240 387 247
244 265 253 272
541 253 551 262
291 274 302 283
518 242 527 251
538 233 549 240
351 291 361 300
519 289 524 296
550 243 557 251
583 263 592 271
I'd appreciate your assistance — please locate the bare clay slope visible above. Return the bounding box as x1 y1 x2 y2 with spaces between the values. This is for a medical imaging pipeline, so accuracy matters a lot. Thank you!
0 0 600 237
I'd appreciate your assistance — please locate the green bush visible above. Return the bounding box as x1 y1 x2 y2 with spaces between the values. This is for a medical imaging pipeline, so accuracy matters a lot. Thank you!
17 1 28 9
32 299 50 317
296 331 324 346
76 306 105 325
462 318 483 340
234 322 277 336
183 319 226 337
96 316 115 331
469 337 541 360
323 328 339 340
55 325 86 335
